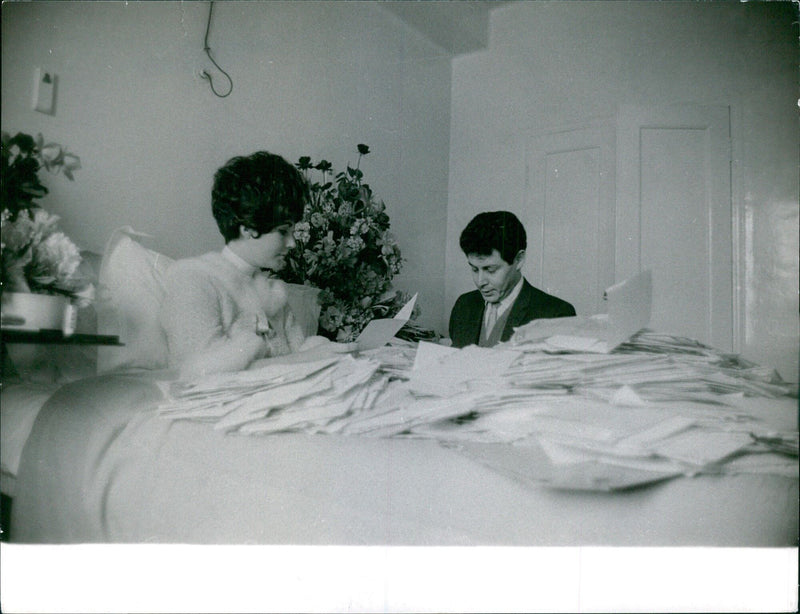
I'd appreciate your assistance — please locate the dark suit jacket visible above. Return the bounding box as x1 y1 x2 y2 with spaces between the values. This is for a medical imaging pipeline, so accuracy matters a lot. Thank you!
448 278 576 348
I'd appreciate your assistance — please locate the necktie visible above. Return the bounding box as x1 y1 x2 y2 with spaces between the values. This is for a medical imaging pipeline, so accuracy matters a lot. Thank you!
484 302 498 337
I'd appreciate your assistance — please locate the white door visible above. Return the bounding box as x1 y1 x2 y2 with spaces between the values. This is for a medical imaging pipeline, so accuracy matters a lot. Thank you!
525 122 616 316
616 105 733 351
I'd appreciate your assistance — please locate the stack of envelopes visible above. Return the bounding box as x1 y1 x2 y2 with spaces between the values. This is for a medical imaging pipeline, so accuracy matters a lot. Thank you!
158 355 390 434
157 326 797 490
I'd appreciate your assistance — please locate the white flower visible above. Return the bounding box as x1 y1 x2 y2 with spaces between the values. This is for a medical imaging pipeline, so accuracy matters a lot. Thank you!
2 132 85 298
1 212 34 253
29 231 82 285
60 153 81 180
350 219 369 236
0 207 92 297
293 221 311 243
38 142 63 166
29 208 60 244
346 235 365 252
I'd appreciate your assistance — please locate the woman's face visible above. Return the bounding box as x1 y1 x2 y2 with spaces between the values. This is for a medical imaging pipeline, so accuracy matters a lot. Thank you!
245 223 296 271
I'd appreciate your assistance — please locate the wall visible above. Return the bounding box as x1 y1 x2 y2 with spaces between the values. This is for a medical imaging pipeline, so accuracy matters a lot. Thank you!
1 1 452 331
447 1 799 380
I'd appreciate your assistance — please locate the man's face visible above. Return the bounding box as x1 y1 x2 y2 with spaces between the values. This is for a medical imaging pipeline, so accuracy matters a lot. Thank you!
466 249 524 304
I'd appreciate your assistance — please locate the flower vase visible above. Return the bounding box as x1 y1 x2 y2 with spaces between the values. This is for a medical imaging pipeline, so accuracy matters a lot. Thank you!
1 291 71 332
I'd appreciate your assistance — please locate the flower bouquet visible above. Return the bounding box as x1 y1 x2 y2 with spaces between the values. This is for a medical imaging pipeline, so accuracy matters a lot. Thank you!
1 131 91 329
280 144 416 342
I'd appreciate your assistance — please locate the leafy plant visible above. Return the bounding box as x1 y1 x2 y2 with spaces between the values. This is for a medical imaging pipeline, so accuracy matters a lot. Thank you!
281 144 410 342
1 131 80 218
1 131 90 301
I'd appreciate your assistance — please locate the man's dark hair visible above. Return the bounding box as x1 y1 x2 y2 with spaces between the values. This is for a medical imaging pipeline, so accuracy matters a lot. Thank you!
211 151 308 242
459 211 527 264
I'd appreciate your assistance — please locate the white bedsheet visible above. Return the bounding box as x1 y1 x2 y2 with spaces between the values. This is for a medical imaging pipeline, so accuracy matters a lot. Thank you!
9 372 798 545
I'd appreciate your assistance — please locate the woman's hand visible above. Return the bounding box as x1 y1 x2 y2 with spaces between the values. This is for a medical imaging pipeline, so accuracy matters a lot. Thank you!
228 312 270 359
229 312 260 340
253 275 289 317
178 312 265 380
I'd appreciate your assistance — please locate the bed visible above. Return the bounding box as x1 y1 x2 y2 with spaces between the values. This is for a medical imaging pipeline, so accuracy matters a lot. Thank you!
1 230 797 548
6 366 798 546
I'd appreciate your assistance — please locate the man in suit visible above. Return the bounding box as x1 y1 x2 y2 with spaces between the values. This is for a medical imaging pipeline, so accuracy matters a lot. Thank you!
448 211 576 348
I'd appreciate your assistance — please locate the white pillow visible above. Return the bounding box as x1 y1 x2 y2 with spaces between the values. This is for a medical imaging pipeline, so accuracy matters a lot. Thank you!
96 228 173 373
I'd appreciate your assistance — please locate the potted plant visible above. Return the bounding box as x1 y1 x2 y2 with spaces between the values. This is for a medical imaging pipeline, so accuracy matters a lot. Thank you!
280 144 416 342
1 131 90 331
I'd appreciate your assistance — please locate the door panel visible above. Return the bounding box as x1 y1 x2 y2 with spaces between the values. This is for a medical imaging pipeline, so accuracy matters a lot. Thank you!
525 123 616 316
616 105 733 351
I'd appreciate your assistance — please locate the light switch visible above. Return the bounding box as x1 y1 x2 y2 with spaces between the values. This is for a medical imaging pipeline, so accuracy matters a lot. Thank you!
33 68 57 115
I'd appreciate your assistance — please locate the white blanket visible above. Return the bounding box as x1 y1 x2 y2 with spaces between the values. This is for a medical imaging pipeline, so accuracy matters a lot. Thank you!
1 382 59 496
10 370 798 545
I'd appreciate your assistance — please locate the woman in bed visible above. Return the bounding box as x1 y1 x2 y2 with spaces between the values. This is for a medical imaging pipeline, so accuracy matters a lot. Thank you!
160 150 352 379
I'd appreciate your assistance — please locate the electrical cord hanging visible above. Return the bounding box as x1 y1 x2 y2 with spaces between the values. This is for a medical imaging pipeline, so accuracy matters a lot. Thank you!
200 1 233 98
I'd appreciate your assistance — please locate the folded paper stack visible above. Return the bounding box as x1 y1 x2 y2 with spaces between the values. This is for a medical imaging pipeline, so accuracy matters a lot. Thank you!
158 326 797 491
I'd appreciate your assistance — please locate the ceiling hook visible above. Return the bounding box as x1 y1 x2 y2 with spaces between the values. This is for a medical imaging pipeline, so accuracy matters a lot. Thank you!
201 1 233 98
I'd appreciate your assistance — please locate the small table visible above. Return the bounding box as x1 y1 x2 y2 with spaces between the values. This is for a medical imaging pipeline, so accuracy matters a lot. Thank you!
1 328 123 346
1 328 123 382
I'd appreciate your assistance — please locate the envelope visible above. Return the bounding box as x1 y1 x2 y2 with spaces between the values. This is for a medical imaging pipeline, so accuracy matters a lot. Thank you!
355 293 417 351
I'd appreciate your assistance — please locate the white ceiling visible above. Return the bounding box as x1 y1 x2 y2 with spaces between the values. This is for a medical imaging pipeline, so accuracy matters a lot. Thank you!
380 1 510 54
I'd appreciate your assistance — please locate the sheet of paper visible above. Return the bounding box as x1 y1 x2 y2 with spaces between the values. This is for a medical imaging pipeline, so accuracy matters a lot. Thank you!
412 340 458 372
616 415 695 449
354 293 417 351
511 314 609 346
511 271 650 351
606 269 652 348
453 441 680 492
407 345 521 397
393 292 417 321
544 334 610 353
651 429 754 466
610 384 648 406
356 317 408 351
544 462 681 492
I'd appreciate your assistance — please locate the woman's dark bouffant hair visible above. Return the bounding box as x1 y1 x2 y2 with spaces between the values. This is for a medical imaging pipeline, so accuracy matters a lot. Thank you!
459 210 527 264
211 151 309 242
